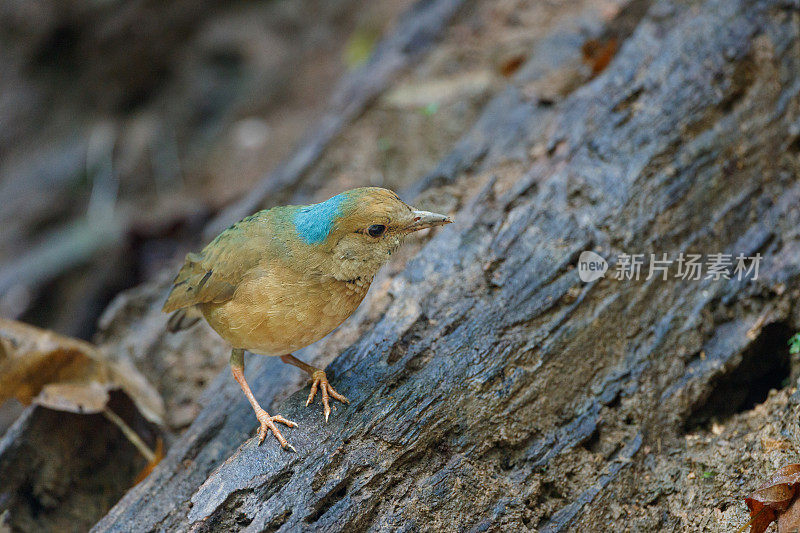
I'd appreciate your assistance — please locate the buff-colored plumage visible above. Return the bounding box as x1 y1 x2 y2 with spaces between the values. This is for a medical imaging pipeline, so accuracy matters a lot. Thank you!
163 187 452 450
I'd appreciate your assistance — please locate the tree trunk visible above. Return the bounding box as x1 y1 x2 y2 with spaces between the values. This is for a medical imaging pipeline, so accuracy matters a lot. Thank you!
88 0 800 530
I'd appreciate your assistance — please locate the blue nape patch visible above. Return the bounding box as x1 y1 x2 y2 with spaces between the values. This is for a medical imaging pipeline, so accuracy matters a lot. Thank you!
293 193 348 244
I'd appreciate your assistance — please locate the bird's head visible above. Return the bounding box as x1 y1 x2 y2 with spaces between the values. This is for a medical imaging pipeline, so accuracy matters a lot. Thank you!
292 187 452 281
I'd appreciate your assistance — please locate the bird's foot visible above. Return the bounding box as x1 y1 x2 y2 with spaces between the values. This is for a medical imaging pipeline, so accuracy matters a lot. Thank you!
306 370 349 422
255 409 297 452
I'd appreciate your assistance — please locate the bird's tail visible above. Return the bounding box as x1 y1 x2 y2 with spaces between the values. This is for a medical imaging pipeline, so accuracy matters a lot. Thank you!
166 306 203 333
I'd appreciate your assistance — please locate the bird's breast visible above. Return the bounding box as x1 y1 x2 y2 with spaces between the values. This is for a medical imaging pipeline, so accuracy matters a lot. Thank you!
200 268 370 355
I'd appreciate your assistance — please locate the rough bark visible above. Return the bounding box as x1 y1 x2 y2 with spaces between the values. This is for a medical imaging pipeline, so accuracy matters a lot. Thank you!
88 0 800 531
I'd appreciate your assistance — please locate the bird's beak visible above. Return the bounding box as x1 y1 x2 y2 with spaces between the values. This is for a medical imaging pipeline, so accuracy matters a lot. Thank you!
404 210 453 232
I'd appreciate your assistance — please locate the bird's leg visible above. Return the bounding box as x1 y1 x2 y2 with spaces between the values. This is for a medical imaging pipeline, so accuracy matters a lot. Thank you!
230 348 297 451
280 354 349 422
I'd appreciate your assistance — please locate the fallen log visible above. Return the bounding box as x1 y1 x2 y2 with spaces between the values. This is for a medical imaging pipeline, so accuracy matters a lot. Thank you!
91 0 800 530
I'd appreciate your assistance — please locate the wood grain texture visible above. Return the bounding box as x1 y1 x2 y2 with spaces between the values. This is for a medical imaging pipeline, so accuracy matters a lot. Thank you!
91 0 800 530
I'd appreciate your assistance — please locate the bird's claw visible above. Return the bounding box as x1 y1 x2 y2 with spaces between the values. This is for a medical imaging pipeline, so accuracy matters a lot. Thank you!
306 370 349 422
256 409 297 452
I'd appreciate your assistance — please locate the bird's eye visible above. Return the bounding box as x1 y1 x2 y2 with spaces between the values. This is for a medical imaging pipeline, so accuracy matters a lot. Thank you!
367 224 386 237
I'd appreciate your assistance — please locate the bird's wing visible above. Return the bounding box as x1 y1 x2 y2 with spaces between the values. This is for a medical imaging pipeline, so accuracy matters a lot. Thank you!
162 211 283 312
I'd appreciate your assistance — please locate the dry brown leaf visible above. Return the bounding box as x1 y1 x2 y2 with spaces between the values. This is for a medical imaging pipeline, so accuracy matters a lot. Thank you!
0 318 164 424
744 464 800 533
779 499 800 533
37 382 110 413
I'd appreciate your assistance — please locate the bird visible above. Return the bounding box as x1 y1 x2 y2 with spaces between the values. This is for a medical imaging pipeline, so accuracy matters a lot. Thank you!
162 187 452 450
